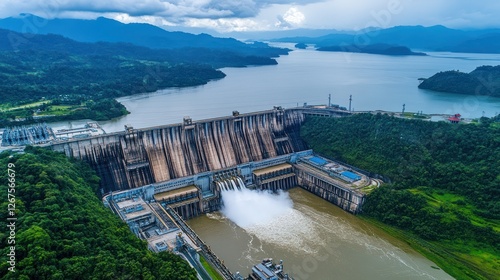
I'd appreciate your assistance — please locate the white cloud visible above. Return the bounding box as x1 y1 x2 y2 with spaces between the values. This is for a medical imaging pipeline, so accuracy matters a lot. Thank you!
275 7 305 29
1 0 500 31
294 0 500 30
0 0 322 20
184 17 266 32
283 7 305 25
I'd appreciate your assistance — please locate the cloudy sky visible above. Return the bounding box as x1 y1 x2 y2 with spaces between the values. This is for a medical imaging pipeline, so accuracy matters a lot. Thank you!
1 0 500 32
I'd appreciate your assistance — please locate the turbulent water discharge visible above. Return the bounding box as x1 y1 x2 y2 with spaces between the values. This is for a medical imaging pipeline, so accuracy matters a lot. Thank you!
221 188 294 228
189 188 454 280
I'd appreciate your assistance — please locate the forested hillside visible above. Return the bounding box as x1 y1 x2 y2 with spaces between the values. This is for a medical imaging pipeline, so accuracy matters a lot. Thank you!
0 147 197 280
0 15 289 58
0 48 226 103
301 114 500 280
419 66 500 96
0 27 282 126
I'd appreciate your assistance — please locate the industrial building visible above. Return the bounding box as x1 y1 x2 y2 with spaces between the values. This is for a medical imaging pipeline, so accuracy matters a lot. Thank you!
1 124 55 146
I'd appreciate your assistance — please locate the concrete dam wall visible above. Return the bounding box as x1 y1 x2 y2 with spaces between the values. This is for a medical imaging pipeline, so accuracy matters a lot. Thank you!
51 108 307 193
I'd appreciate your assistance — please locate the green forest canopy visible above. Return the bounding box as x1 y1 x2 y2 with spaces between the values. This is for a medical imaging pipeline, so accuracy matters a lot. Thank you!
0 28 284 126
419 65 500 97
300 113 500 279
0 147 197 280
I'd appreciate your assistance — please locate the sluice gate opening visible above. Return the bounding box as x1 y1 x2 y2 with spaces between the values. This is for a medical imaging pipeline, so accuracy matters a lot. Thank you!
155 185 202 220
214 169 247 192
215 176 246 191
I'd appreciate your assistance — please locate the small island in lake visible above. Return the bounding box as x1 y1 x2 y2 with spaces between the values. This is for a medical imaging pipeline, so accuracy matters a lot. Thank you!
418 65 500 97
317 43 427 56
295 43 307 49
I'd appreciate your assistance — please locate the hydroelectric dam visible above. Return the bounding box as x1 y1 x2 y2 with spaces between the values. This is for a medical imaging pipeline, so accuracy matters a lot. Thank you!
49 106 381 279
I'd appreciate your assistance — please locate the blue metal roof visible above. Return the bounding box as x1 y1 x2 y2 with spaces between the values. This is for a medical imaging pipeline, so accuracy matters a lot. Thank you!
341 171 361 181
309 156 327 166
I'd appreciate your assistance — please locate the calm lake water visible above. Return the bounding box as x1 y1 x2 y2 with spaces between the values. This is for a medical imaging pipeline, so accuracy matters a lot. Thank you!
58 48 500 133
188 188 454 280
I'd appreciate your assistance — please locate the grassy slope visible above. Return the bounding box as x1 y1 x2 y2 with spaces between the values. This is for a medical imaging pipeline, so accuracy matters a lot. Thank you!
200 255 224 280
360 217 496 280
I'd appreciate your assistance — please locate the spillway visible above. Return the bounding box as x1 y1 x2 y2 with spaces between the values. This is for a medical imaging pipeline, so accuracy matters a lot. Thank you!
51 108 306 193
53 107 374 217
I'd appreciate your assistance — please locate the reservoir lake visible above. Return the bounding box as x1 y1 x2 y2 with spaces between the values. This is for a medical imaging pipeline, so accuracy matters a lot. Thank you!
49 48 500 133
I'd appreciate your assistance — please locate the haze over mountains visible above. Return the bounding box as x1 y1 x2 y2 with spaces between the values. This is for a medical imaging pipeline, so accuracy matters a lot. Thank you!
2 14 500 54
0 14 288 58
272 25 500 53
0 28 280 69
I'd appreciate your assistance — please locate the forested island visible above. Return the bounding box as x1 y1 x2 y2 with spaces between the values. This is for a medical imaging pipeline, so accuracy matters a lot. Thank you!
0 27 286 127
301 113 500 280
419 65 500 96
0 147 197 279
317 44 427 56
295 43 307 49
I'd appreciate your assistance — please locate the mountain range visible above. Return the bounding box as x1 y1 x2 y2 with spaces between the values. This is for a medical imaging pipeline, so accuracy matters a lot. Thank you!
272 25 500 53
0 14 288 58
2 14 500 54
0 28 279 68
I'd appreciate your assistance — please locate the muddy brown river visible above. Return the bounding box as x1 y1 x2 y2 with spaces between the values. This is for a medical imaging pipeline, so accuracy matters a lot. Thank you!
188 188 453 280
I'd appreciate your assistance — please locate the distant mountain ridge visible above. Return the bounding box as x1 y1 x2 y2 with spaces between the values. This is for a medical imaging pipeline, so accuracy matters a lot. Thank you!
273 25 500 54
5 15 500 54
450 34 500 53
0 14 288 57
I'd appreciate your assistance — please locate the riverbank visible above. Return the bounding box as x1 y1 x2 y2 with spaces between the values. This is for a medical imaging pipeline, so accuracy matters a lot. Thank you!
359 217 498 280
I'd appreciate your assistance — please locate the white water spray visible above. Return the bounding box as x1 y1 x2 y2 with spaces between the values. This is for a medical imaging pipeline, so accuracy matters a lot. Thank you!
218 179 322 254
220 187 293 228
